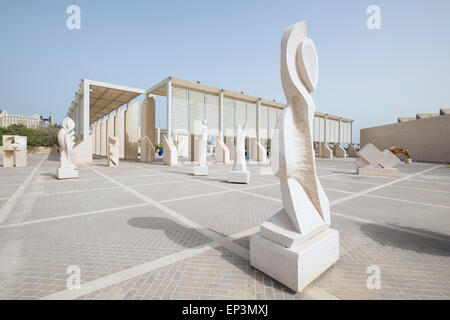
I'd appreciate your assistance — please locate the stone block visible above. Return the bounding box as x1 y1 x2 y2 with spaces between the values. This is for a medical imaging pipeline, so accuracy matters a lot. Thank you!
227 170 250 184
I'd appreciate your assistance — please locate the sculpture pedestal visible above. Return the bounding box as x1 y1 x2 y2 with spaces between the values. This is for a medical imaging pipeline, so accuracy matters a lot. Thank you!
14 150 27 167
250 228 339 292
193 165 208 176
57 167 79 180
228 170 250 184
357 167 399 177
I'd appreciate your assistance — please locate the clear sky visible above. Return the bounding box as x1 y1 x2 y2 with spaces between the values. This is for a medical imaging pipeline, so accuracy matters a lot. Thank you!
1 0 449 143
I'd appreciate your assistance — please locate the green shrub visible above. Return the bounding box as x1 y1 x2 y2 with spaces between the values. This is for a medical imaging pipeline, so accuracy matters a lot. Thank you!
0 124 60 148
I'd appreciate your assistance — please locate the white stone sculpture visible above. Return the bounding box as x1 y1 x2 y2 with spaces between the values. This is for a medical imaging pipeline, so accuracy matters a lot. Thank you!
193 120 208 175
57 117 79 179
162 134 178 166
333 144 347 158
2 135 27 168
215 138 230 164
108 136 119 167
355 143 400 176
228 123 250 183
250 21 339 292
256 141 267 162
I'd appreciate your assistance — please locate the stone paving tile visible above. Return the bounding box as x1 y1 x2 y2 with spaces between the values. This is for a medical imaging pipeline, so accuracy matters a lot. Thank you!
164 191 282 236
4 187 146 225
332 195 450 236
314 215 450 300
0 155 449 300
134 180 227 202
76 246 305 300
368 186 450 207
0 204 211 299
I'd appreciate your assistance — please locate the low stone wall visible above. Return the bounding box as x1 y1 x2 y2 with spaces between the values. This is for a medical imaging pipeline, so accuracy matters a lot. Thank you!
28 146 59 154
0 146 59 154
361 114 450 163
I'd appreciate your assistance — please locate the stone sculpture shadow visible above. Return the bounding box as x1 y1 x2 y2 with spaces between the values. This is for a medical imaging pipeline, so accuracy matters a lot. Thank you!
360 223 450 257
127 216 225 249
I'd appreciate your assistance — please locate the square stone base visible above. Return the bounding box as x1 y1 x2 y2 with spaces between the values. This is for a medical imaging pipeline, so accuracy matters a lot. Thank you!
193 165 208 176
57 167 79 180
228 170 250 184
357 167 399 176
250 228 339 292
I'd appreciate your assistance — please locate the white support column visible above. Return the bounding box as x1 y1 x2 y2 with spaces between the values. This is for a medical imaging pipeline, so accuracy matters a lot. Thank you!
350 120 353 145
83 80 90 140
324 114 328 145
256 98 261 143
338 117 342 146
166 77 173 138
219 89 224 141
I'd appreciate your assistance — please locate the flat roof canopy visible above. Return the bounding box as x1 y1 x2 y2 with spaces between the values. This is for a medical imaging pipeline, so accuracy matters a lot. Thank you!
146 77 287 110
81 80 145 124
146 77 352 122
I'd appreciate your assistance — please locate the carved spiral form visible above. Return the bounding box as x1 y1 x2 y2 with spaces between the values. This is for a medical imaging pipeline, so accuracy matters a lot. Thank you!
273 21 330 225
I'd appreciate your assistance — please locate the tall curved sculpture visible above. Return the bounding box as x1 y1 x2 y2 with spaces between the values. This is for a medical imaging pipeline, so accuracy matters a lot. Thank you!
57 117 79 179
193 120 208 175
228 123 250 183
250 21 339 292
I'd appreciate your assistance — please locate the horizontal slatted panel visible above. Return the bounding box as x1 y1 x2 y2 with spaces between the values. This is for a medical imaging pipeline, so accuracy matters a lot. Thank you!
313 116 321 142
246 102 257 138
172 87 189 134
235 100 246 128
189 90 204 135
223 97 235 137
205 93 219 136
259 106 268 140
268 107 278 139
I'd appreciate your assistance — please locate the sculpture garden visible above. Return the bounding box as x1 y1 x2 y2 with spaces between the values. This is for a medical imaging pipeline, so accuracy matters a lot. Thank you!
0 17 449 301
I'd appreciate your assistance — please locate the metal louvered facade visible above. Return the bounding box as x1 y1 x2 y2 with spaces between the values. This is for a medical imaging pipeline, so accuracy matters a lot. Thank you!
149 78 352 149
205 93 219 136
172 87 189 135
188 90 204 135
223 97 235 137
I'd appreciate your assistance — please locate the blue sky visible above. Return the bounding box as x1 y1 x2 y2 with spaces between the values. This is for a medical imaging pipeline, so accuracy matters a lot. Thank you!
1 0 449 143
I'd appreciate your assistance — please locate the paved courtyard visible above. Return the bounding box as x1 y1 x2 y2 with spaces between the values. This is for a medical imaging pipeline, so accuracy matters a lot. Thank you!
0 154 449 300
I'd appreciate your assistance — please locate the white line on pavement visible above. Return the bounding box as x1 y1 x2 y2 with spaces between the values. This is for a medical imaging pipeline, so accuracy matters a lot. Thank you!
0 155 46 224
331 211 448 242
0 203 152 229
330 165 443 206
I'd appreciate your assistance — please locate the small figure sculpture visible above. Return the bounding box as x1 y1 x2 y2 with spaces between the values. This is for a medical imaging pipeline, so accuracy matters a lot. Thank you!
162 134 177 166
193 119 208 175
250 21 339 292
2 135 27 168
108 136 119 167
228 123 250 183
57 117 79 179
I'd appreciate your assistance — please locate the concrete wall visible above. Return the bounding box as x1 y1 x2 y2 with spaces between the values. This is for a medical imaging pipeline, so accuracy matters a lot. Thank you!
360 114 450 163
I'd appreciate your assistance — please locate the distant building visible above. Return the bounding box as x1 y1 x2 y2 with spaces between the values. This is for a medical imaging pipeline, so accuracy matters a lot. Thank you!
361 108 450 163
0 110 53 128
